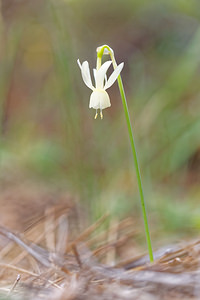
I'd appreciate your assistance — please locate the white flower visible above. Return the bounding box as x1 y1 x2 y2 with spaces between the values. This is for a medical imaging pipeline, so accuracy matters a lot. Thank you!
77 59 124 119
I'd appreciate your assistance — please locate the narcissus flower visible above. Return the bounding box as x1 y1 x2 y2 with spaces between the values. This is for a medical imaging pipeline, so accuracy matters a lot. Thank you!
77 59 124 119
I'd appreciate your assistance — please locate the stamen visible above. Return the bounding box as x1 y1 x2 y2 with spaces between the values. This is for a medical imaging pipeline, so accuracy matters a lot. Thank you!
94 110 98 119
100 110 103 120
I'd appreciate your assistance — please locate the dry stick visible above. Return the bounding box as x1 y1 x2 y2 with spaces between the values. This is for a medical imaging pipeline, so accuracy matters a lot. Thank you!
6 217 61 267
7 274 21 296
0 226 53 267
0 218 44 261
0 229 42 278
72 244 82 268
0 225 72 276
0 214 46 264
66 213 109 252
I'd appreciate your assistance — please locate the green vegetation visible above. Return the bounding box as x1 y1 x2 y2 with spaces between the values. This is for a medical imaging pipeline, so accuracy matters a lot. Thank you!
0 0 200 247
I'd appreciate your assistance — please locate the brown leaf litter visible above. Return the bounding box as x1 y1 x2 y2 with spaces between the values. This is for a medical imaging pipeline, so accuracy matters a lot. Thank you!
0 185 200 299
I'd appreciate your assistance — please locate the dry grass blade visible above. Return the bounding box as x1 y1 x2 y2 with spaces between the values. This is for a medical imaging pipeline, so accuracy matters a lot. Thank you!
0 226 52 267
105 218 118 266
0 203 200 299
65 213 109 252
0 263 39 277
56 214 68 255
45 207 56 252
72 244 82 267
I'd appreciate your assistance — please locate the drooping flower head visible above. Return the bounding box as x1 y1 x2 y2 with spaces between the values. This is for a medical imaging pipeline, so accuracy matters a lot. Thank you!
77 58 124 119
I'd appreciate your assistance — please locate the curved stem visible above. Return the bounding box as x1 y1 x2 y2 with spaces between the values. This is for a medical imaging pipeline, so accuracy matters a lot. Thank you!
97 45 154 262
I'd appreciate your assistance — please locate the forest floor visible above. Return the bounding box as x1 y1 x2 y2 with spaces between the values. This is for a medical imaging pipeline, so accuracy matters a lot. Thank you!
0 181 199 300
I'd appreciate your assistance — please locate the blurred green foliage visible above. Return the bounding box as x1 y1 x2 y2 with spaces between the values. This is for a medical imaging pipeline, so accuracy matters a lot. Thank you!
0 0 200 245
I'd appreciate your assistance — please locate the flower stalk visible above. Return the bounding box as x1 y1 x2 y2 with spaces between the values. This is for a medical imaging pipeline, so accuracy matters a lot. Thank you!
77 44 153 262
97 45 154 262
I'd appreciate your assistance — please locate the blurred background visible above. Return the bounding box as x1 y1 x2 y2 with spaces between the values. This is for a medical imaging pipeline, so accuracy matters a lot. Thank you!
0 0 200 249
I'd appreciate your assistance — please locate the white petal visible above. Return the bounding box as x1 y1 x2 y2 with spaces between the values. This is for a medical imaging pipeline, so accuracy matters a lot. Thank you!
89 89 111 110
105 74 108 84
94 68 107 88
95 61 112 89
89 90 100 109
104 62 124 90
93 68 97 86
77 59 82 69
77 59 94 90
100 90 111 109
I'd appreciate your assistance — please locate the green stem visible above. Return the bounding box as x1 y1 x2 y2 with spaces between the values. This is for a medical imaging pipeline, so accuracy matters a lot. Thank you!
117 74 153 262
98 45 154 262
